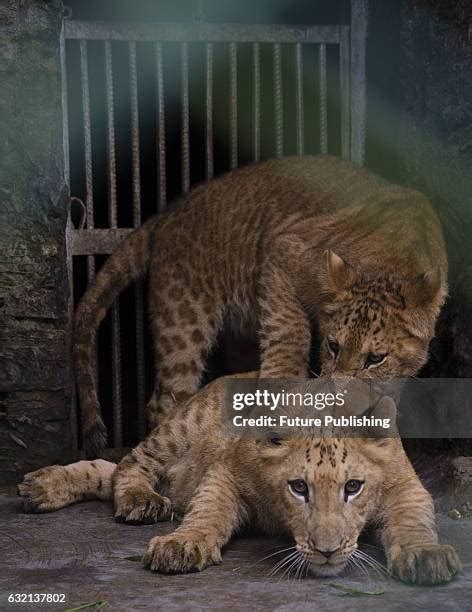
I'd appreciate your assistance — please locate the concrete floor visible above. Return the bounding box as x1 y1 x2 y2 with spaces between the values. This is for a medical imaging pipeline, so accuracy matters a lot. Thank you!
0 495 471 611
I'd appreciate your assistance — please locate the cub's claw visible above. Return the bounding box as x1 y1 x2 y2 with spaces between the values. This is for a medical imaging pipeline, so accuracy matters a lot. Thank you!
143 532 222 574
390 543 461 585
114 487 172 524
17 466 70 513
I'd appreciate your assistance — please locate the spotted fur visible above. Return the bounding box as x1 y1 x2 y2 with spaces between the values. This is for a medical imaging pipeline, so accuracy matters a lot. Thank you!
73 155 447 456
19 374 460 585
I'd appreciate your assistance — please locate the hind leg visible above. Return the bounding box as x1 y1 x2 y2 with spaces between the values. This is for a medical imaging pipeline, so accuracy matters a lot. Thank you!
146 264 223 427
18 459 116 513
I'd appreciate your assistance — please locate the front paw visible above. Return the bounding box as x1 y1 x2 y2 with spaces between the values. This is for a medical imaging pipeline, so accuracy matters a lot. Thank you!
142 532 222 574
390 544 461 585
18 466 70 513
114 487 172 524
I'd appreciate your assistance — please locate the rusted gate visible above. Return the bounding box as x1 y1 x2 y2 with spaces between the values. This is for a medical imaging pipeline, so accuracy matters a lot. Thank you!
61 1 368 454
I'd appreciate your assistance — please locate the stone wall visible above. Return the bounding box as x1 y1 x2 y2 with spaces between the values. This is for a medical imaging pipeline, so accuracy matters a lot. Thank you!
0 0 72 485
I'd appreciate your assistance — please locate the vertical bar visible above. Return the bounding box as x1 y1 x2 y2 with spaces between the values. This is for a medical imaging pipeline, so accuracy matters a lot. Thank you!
60 24 78 454
156 42 167 211
129 41 146 440
350 0 368 164
295 43 304 155
129 41 141 227
319 43 328 154
339 27 351 160
253 43 261 162
206 43 214 180
79 40 95 276
229 42 238 169
105 41 118 229
181 42 190 193
66 219 78 454
105 40 122 448
273 43 283 158
79 39 99 409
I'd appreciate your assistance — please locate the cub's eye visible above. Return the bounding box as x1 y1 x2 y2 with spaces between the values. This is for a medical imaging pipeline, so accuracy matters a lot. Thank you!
288 479 309 500
364 353 387 368
344 479 364 501
327 337 340 358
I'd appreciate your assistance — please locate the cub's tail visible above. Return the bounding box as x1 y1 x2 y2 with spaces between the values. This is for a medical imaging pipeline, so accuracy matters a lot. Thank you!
73 217 158 458
18 460 116 513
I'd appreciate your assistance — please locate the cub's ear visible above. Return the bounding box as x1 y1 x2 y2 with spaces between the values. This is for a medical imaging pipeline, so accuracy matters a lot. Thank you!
324 250 356 291
403 266 444 308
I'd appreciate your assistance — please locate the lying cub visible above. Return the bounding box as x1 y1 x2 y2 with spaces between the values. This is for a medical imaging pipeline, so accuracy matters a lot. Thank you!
18 374 460 584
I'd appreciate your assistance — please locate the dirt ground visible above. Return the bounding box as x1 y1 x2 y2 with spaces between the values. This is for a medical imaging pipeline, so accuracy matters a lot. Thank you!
0 495 471 611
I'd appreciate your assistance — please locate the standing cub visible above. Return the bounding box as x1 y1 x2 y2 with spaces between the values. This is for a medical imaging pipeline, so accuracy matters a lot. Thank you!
19 374 460 585
74 155 447 456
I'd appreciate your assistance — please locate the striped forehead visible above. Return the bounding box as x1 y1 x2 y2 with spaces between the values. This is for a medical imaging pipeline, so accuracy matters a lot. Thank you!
303 439 349 469
350 278 406 311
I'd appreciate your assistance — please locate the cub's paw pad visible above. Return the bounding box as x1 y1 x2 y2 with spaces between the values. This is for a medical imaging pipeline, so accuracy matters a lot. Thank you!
391 544 461 585
142 533 222 574
17 466 69 513
114 488 172 524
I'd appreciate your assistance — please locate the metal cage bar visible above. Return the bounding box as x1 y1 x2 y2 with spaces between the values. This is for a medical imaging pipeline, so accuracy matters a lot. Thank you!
252 42 261 162
319 43 328 155
79 40 95 274
65 21 343 43
105 41 118 229
339 27 351 160
294 43 304 156
104 40 123 448
273 43 283 158
206 42 214 180
78 39 98 407
229 42 238 170
156 41 167 212
181 42 190 193
129 41 147 440
129 41 141 227
350 0 368 164
60 19 78 451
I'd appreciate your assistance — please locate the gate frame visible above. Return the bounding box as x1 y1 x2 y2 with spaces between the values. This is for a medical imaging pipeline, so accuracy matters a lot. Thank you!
59 1 369 454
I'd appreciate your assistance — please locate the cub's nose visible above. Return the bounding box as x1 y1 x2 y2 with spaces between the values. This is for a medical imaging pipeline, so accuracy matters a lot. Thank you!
315 548 339 560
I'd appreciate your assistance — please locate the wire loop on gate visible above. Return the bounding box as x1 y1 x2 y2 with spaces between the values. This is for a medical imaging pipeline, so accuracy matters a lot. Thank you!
70 197 87 230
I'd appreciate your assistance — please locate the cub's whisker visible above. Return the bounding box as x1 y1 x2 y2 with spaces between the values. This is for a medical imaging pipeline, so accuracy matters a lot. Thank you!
269 550 300 578
256 545 297 565
351 549 387 577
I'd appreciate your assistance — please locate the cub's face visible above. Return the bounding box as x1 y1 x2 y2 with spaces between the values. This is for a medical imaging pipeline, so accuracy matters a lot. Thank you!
317 251 445 379
260 435 392 577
